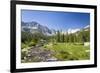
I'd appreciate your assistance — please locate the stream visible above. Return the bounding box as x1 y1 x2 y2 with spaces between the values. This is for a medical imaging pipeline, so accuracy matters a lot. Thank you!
22 45 58 62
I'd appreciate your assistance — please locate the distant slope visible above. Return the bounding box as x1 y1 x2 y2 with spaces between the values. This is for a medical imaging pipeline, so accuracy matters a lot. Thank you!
21 21 55 36
22 21 90 36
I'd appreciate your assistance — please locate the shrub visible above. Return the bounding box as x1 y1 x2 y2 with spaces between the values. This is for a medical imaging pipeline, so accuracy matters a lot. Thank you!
21 43 28 49
54 51 70 61
28 41 36 47
21 51 27 60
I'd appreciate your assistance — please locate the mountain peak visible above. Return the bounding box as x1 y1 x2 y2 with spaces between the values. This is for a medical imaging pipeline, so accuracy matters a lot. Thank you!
21 21 53 36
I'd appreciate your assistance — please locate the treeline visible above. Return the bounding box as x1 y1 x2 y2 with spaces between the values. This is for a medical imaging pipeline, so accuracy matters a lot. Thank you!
21 28 90 49
21 31 49 49
52 29 90 43
22 31 46 43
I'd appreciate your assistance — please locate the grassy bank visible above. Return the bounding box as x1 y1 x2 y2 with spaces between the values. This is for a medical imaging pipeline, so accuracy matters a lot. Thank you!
43 43 90 61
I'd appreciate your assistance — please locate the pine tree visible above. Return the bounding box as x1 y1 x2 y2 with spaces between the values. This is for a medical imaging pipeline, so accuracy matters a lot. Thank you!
65 31 68 43
62 34 65 42
57 30 60 42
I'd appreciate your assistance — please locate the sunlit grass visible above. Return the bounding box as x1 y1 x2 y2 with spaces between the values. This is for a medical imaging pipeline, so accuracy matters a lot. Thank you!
43 43 90 61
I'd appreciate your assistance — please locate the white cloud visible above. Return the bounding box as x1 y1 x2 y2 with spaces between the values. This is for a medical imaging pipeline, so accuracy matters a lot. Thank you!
84 25 90 29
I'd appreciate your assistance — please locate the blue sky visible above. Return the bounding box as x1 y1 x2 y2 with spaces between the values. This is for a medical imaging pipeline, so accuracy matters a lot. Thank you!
21 10 90 31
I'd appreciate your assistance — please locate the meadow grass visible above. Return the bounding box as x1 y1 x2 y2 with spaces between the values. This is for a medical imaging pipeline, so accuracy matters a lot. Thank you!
43 43 90 61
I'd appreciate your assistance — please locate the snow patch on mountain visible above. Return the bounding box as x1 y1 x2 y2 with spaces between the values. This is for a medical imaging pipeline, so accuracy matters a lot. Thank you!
68 28 80 34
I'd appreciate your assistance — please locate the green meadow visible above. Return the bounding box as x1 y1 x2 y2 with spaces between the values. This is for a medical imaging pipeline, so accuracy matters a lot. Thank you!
43 43 90 61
